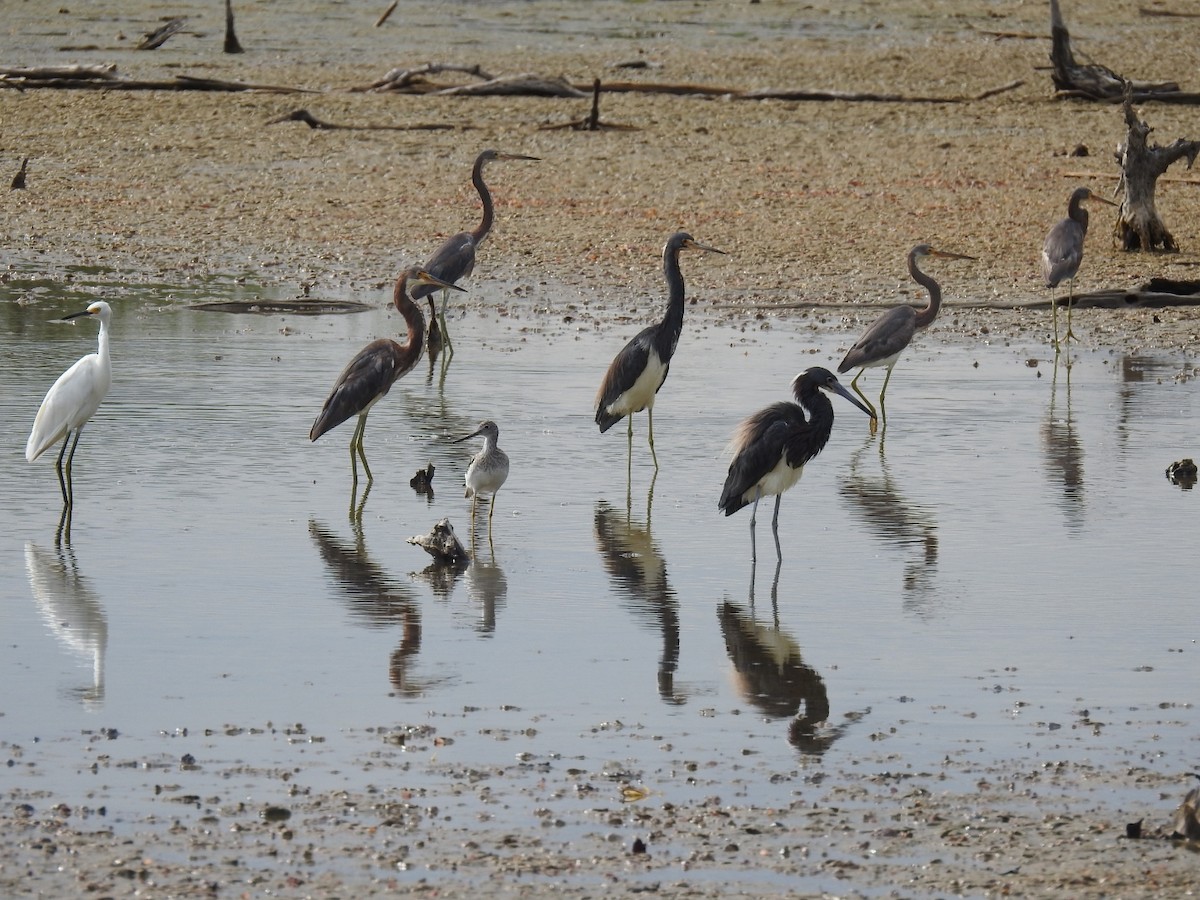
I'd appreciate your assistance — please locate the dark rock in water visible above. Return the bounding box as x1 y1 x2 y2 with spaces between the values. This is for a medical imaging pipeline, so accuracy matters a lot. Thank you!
408 518 469 564
1165 458 1198 489
1125 818 1142 839
410 462 436 497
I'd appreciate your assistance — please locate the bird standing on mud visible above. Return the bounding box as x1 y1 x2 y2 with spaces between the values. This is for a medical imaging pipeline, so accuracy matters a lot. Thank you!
838 244 973 430
594 231 724 470
455 420 509 538
719 367 872 562
26 301 114 508
410 149 539 355
1042 186 1117 351
310 267 464 487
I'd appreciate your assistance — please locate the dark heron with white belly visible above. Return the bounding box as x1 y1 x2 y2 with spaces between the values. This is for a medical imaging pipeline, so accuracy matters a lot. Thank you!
595 231 724 470
1042 186 1117 351
410 149 539 355
838 243 973 430
310 267 464 487
719 367 872 561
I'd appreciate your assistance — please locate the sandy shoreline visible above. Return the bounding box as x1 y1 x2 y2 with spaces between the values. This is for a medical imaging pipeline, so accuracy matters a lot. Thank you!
4 1 1200 895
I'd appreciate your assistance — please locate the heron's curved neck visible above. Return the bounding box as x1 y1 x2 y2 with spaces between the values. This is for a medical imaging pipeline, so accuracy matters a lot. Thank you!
795 382 834 431
393 273 427 357
1067 195 1090 233
470 158 495 243
909 257 943 330
658 244 688 351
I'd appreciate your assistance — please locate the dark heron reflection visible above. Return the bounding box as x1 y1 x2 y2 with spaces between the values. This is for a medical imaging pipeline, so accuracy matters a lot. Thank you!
593 493 685 705
308 519 431 697
839 434 939 607
25 541 107 708
1042 358 1085 532
719 561 851 755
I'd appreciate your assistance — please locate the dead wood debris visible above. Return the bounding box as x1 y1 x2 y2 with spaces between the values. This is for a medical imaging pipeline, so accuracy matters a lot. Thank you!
267 108 457 131
0 66 307 93
224 0 243 54
1049 0 1189 102
540 79 638 131
137 17 186 51
1114 89 1200 251
11 157 28 190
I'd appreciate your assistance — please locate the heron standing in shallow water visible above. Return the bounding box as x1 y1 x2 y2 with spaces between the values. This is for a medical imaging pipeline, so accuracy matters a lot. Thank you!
26 301 114 508
595 231 724 470
838 244 973 430
455 420 509 538
719 367 872 561
1042 186 1117 351
410 149 539 355
310 267 464 487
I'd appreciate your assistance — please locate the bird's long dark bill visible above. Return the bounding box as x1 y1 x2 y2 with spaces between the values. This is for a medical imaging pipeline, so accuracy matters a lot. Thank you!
415 271 467 293
687 240 727 255
501 154 540 161
454 428 485 443
62 308 95 321
1092 196 1119 207
830 381 875 417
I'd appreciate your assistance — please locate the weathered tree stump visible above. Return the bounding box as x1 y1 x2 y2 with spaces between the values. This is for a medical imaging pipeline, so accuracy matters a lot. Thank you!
1115 91 1200 251
224 0 244 54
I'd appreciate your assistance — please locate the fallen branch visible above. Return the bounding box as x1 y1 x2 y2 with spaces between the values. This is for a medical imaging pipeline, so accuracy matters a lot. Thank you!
539 78 638 131
376 1 398 27
364 62 495 92
267 108 457 131
224 0 243 54
137 18 186 51
1049 0 1180 100
437 73 586 97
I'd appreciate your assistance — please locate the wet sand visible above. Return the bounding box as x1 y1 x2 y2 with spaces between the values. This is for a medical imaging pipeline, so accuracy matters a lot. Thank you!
3 1 1199 895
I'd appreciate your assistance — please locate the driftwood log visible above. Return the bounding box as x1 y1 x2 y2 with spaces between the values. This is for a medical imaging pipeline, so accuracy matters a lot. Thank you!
540 79 638 131
224 0 243 54
10 157 27 190
266 108 457 131
1049 0 1183 101
137 17 186 51
1114 91 1200 251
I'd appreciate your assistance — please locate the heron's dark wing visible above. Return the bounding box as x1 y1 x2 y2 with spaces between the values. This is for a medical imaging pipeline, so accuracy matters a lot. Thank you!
411 232 477 299
594 326 656 431
838 306 917 373
1042 219 1084 288
719 403 802 515
310 339 403 441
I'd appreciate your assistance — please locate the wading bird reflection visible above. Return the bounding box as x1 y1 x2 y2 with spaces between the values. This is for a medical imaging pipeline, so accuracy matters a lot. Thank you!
411 149 539 355
1042 187 1117 351
719 367 872 561
310 268 464 488
26 301 114 509
455 419 509 540
838 244 973 430
595 231 724 471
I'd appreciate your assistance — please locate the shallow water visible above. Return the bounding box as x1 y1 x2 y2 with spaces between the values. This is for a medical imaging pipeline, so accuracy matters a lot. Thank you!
2 272 1197 841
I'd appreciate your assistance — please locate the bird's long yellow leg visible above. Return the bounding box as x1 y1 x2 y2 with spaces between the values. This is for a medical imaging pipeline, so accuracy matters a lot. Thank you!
1064 279 1077 343
749 488 763 564
349 414 373 487
647 408 660 471
439 288 454 357
849 370 879 433
877 363 897 429
771 494 783 561
1051 290 1062 354
487 490 497 527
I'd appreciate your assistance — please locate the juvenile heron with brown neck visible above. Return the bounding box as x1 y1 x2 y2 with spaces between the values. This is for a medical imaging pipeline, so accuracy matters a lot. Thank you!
838 244 973 430
310 267 464 487
410 149 539 355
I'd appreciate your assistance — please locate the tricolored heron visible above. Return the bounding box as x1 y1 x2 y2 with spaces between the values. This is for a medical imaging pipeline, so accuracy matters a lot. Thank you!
1042 186 1116 350
26 301 114 508
719 367 872 561
595 231 724 470
838 244 973 429
455 419 509 536
310 267 464 487
410 149 539 355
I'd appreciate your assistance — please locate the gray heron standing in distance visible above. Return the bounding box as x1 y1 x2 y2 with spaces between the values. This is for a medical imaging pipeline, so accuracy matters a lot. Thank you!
455 419 510 538
1042 187 1116 351
310 267 464 487
838 244 973 430
26 301 114 508
595 231 725 470
720 367 873 562
410 149 539 356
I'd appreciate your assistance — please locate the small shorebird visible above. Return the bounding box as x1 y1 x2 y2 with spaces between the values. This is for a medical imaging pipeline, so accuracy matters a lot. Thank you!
456 420 510 537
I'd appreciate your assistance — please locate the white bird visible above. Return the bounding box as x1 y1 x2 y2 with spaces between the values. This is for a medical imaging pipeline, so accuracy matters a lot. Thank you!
455 420 510 536
26 301 114 506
